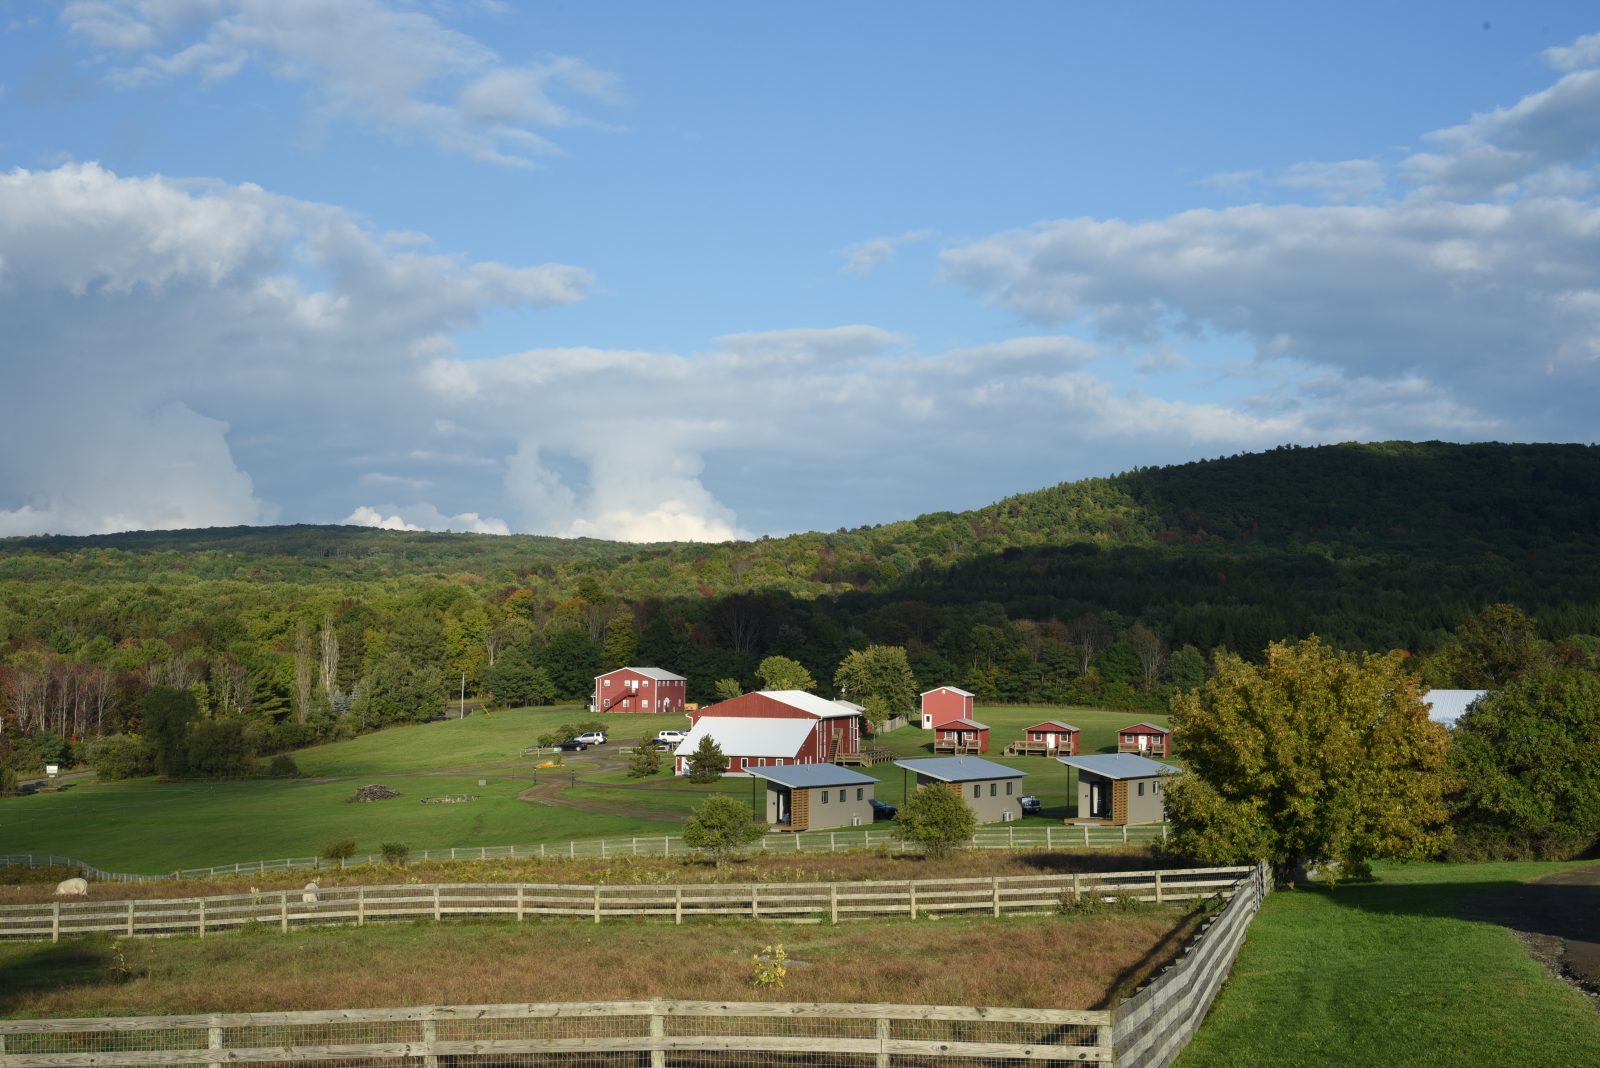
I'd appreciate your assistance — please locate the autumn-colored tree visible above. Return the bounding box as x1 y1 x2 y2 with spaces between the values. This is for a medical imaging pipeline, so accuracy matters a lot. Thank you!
834 645 917 729
755 655 816 692
1164 637 1452 881
712 677 742 702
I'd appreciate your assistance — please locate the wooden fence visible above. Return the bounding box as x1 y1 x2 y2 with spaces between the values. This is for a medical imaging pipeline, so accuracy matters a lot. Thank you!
2 823 1170 883
0 998 1115 1067
1112 861 1272 1068
0 866 1249 943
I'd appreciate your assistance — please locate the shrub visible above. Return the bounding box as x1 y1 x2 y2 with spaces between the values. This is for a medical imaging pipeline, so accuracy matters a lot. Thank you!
751 944 788 988
682 795 763 867
0 766 18 797
381 842 411 865
188 718 254 779
894 783 978 859
267 753 301 778
321 839 358 865
83 734 156 780
627 735 662 779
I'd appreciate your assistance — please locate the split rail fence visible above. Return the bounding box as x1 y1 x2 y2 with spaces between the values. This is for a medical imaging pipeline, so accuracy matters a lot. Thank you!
0 863 1272 1067
0 866 1248 942
2 824 1170 883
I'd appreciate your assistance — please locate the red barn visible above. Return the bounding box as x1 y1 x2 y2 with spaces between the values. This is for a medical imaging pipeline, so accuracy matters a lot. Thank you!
1006 720 1081 757
676 690 863 774
920 686 974 730
932 718 990 755
593 667 687 714
1116 722 1171 757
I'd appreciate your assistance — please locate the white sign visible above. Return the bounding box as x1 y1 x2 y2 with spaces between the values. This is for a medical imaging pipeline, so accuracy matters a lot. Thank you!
45 764 60 778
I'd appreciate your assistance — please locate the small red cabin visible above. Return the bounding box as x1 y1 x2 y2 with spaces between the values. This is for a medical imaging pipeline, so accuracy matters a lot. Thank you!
593 667 687 714
920 686 974 730
933 718 989 755
1116 722 1170 757
1006 720 1080 757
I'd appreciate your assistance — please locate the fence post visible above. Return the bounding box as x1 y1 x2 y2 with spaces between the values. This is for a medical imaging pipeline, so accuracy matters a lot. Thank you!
751 886 759 920
1047 825 1054 849
198 899 206 938
433 887 442 923
207 1016 223 1068
1072 872 1081 904
1009 826 1015 849
830 832 836 852
992 877 1001 917
1122 825 1128 845
675 887 683 925
127 900 136 937
830 883 839 924
422 1016 439 1068
516 885 525 922
280 890 288 932
876 1016 891 1068
649 1001 667 1068
1096 1020 1114 1063
51 901 59 943
1154 871 1163 905
908 883 917 919
358 888 366 927
594 885 602 924
1084 825 1090 846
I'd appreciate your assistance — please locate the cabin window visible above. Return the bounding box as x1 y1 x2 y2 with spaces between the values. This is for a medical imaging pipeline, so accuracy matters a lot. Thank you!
856 788 864 800
820 790 828 804
1005 782 1013 795
1138 782 1146 797
1153 781 1161 794
972 784 981 798
839 789 847 802
989 783 997 797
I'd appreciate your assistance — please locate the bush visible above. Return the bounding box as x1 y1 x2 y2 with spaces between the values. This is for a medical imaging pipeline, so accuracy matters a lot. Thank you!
894 783 978 859
682 795 763 867
0 767 17 798
627 735 662 779
188 718 254 779
83 734 156 780
321 839 358 865
381 842 411 865
266 753 301 778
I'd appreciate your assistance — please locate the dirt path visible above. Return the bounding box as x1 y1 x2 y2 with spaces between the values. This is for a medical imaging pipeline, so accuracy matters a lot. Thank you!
510 746 679 822
1467 863 1600 1009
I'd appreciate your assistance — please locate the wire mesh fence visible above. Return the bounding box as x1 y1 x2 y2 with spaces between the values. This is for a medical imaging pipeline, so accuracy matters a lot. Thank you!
0 866 1250 942
0 1000 1115 1067
3 825 1169 884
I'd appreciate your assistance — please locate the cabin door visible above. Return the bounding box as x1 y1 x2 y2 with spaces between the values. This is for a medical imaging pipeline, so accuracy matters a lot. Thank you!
775 788 790 825
1046 733 1057 750
1090 781 1109 819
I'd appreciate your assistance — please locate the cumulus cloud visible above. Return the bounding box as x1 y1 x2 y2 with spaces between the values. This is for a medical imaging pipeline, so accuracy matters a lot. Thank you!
343 503 509 535
61 0 619 165
842 229 934 275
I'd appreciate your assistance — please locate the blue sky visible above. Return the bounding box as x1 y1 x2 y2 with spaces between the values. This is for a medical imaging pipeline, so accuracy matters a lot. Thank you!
3 2 1599 540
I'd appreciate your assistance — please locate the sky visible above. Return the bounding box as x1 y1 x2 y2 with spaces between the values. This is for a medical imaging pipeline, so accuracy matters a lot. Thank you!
3 2 1600 542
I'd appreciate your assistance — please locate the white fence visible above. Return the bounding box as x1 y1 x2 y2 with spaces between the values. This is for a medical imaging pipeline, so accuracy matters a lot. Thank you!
0 865 1249 942
1 823 1169 882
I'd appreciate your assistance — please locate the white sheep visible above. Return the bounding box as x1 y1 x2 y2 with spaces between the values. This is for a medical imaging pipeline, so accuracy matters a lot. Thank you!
54 877 89 897
301 881 319 904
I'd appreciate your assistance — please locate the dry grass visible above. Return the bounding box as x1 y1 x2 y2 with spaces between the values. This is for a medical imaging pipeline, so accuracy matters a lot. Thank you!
0 849 1174 905
0 907 1201 1017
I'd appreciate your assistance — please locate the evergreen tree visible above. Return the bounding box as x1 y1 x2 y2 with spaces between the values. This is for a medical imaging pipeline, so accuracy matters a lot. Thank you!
686 735 729 783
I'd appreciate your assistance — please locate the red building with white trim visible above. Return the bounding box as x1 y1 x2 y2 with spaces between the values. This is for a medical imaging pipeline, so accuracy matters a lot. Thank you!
920 686 974 730
932 718 990 754
593 667 687 714
1116 722 1171 757
676 690 863 774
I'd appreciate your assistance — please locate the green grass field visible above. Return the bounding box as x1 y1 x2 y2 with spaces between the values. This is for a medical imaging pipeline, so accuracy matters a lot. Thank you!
1178 860 1600 1066
1 703 1164 873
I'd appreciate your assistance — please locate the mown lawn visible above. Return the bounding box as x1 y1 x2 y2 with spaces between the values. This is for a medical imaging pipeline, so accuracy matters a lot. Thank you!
1178 860 1600 1066
2 703 1147 873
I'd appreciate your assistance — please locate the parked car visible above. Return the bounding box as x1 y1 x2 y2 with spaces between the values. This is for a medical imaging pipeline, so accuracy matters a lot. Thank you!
655 729 687 744
869 799 897 820
574 730 607 745
1019 795 1042 816
556 738 589 752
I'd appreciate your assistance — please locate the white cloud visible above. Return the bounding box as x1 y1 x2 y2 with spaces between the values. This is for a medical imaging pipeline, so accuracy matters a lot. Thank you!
842 229 934 275
713 325 908 365
61 0 619 165
343 503 509 534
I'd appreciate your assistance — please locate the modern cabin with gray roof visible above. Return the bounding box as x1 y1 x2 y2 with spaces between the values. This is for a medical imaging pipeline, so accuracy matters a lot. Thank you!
745 765 878 831
1057 753 1179 826
893 756 1027 823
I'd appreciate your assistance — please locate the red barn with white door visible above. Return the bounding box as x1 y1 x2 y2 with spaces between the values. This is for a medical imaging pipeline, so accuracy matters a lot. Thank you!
593 667 687 714
920 686 974 729
679 690 862 771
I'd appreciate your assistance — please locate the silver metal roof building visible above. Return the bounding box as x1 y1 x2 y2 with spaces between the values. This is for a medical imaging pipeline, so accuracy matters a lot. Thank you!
744 765 879 789
893 756 1025 781
1056 754 1180 779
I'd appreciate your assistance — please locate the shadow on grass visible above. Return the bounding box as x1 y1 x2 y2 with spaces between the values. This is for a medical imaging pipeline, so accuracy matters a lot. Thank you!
1014 851 1186 874
0 940 112 1013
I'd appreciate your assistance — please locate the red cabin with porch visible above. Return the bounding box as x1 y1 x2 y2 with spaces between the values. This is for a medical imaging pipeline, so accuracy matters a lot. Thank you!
593 667 687 714
1006 720 1081 757
933 718 990 754
1116 722 1171 757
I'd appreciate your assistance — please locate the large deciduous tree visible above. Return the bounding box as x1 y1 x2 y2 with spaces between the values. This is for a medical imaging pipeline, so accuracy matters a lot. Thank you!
1447 668 1600 859
755 655 816 692
833 645 917 730
1164 637 1451 881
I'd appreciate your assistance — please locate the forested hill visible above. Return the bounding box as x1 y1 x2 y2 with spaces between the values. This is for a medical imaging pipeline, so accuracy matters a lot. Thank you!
4 441 1600 735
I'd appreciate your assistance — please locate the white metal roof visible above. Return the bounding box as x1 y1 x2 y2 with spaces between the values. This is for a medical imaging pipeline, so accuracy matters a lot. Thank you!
673 717 815 758
1057 754 1180 780
595 666 686 682
1422 689 1489 727
746 765 878 789
893 756 1025 781
921 686 975 698
758 690 863 719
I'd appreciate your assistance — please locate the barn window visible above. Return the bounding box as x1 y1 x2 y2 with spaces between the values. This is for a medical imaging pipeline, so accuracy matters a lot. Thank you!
603 680 611 687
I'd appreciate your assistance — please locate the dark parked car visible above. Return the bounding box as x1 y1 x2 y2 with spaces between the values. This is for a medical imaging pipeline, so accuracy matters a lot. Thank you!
1019 795 1042 816
869 799 897 820
556 738 590 752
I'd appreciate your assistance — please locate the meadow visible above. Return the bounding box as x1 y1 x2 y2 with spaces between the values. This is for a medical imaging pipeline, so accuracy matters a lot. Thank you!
1177 860 1600 1066
0 703 1168 874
